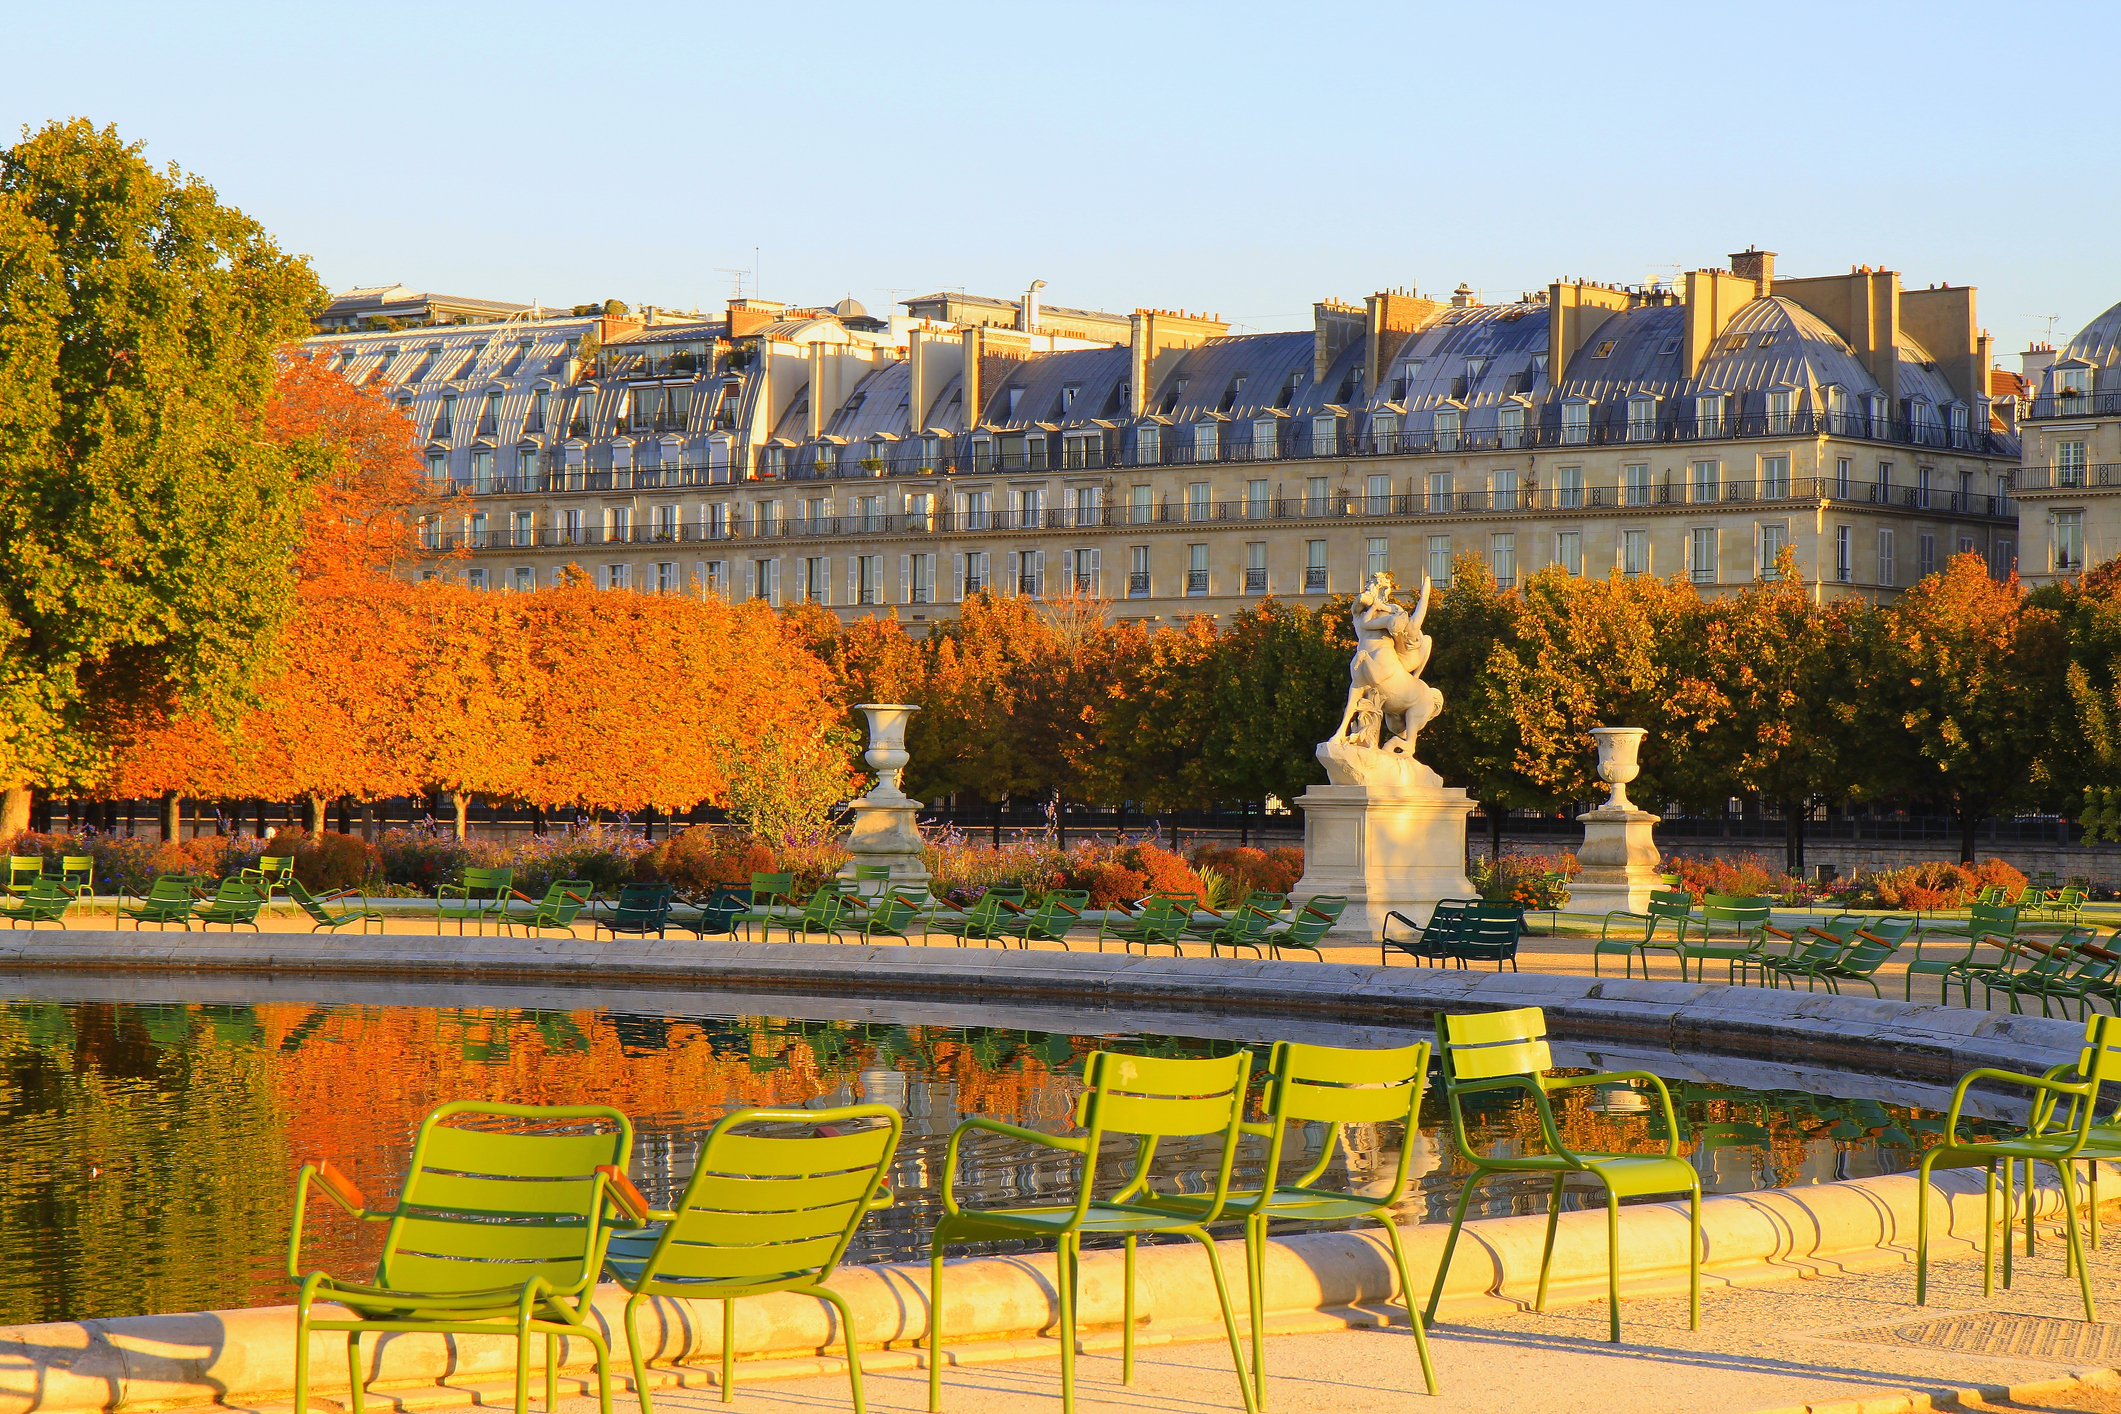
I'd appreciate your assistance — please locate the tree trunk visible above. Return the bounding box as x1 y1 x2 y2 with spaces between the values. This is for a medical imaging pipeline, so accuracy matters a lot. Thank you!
992 798 1002 848
1056 797 1067 851
161 790 181 843
1783 797 1806 876
1490 805 1505 861
533 804 548 837
1115 801 1127 845
0 786 28 842
1238 799 1249 847
450 793 470 841
360 803 375 843
644 804 656 842
1960 799 1979 865
304 796 325 833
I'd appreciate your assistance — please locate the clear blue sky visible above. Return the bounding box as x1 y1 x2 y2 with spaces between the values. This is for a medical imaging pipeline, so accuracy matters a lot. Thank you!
12 1 2116 356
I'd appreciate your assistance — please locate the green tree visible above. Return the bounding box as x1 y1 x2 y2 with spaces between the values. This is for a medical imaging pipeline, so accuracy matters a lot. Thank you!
1861 554 2066 863
0 119 323 834
1198 599 1352 805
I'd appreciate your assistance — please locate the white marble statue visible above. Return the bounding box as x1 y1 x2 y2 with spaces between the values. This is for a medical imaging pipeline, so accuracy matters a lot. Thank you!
1318 572 1445 790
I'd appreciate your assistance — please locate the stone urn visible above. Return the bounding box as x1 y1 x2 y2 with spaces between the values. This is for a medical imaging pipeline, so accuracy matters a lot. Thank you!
1589 726 1647 813
856 703 918 801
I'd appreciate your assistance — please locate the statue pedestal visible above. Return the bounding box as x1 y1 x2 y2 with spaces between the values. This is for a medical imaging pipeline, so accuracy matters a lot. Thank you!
838 791 930 888
1569 808 1662 914
1289 784 1478 939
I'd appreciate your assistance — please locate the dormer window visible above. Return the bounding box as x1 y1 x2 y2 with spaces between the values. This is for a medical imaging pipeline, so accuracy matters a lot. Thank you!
1764 390 1792 434
1276 370 1300 408
1433 407 1461 452
1059 383 1079 413
2057 365 2091 395
1463 356 1489 383
1560 399 1589 445
1530 354 1547 376
1866 393 1890 436
1159 378 1188 415
1825 384 1850 431
1371 412 1400 450
1947 402 1970 445
1497 403 1525 449
1696 393 1725 436
1626 394 1658 441
1218 375 1247 413
1591 340 1616 358
1005 386 1023 417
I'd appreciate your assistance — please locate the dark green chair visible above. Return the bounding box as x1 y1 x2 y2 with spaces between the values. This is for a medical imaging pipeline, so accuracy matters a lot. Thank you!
1596 889 1695 978
501 879 595 937
436 867 514 936
193 876 269 931
123 875 202 930
669 884 748 940
1 878 74 929
997 890 1088 949
291 879 387 934
1906 903 2020 1003
1380 899 1478 966
593 883 674 940
1670 893 1773 983
831 890 926 944
929 892 1012 947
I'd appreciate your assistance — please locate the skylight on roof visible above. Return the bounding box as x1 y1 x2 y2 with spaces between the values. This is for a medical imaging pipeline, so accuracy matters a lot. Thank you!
1592 340 1616 358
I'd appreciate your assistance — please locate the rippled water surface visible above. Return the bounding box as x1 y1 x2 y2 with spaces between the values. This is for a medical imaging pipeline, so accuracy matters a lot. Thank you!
0 998 1999 1325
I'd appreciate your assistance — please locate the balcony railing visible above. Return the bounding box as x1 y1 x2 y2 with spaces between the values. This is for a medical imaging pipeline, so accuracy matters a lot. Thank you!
438 473 2018 554
2029 391 2121 419
2016 463 2121 492
1128 572 1150 597
1303 567 1327 591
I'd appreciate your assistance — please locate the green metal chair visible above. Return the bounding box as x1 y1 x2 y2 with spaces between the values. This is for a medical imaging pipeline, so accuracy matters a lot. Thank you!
1182 891 1288 948
733 871 796 941
1132 1040 1437 1403
290 879 387 934
774 886 845 944
1381 900 1475 967
288 1101 634 1414
1669 893 1773 983
1906 903 2021 1004
603 1104 901 1413
845 863 896 905
244 853 297 898
0 878 74 929
1916 1013 2121 1322
996 890 1088 949
1753 916 1869 990
6 855 45 899
2049 887 2089 926
669 885 749 940
1798 918 1916 997
831 891 926 944
502 880 595 937
57 855 94 905
928 892 1012 947
1595 889 1696 978
1246 895 1346 960
122 875 202 930
1093 895 1190 955
194 876 269 931
437 867 515 935
927 1050 1259 1414
1425 1006 1701 1344
592 883 674 941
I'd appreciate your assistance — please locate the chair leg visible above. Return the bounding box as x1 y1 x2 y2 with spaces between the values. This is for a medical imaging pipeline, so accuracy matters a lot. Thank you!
722 1297 736 1403
1057 1234 1078 1414
1425 1173 1486 1322
1377 1216 1439 1396
624 1296 656 1414
928 1245 947 1413
1603 1189 1623 1343
345 1331 363 1414
1187 1228 1260 1414
1123 1233 1138 1385
514 1319 532 1414
1982 1161 1998 1296
1243 1217 1264 1405
815 1286 868 1414
1688 1185 1701 1331
2057 1159 2097 1322
1534 1173 1565 1311
1916 1150 1938 1305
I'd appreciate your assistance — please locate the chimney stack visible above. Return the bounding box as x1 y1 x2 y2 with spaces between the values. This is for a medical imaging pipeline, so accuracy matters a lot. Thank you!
1729 247 1775 296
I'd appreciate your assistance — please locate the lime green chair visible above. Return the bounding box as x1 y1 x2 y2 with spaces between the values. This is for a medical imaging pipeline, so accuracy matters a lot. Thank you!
123 875 202 930
1135 1040 1437 1403
244 853 296 897
194 875 269 931
436 867 514 935
6 856 44 899
733 871 796 941
502 880 595 937
1917 1013 2121 1322
290 879 387 934
831 891 926 944
58 855 94 903
1596 889 1695 978
1 878 74 929
1093 896 1189 954
290 1102 633 1414
927 1050 1259 1414
1425 1006 1701 1344
603 1105 900 1412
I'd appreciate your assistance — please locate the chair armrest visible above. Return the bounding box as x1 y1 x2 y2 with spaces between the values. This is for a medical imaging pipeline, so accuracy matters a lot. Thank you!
950 1115 1089 1154
302 1157 369 1215
597 1164 654 1224
1763 925 1796 941
509 889 537 904
1546 1069 1681 1150
436 884 470 901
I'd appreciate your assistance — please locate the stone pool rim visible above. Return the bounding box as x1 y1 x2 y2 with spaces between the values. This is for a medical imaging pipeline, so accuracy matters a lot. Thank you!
0 931 2089 1088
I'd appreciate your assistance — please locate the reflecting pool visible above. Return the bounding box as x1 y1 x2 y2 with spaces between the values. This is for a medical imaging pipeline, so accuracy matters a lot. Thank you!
0 997 2005 1326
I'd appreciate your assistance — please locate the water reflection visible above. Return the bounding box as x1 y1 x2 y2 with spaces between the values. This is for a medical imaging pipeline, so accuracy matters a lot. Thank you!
0 1001 1997 1326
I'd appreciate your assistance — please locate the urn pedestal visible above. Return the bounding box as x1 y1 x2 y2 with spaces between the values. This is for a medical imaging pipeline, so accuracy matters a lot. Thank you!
1570 727 1661 914
838 704 930 889
1289 783 1479 939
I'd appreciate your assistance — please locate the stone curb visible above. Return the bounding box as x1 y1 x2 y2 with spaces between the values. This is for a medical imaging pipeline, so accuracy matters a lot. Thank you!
1744 1366 2121 1413
0 933 2090 1085
0 1165 2100 1414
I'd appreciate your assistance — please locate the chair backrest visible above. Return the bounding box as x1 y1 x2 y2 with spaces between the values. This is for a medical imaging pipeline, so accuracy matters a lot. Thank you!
58 856 93 885
1259 1039 1430 1202
20 878 71 905
2059 887 2088 907
1299 895 1348 923
1970 902 2021 936
148 875 197 902
1645 888 1694 921
1436 1006 1551 1082
1030 889 1088 923
543 879 596 922
210 875 262 903
1862 916 1918 946
613 883 674 926
255 855 294 881
749 872 796 906
460 867 514 894
8 857 43 887
850 864 894 898
1076 1050 1251 1147
864 894 922 934
1702 893 1771 925
626 1105 899 1295
288 879 337 924
1274 910 1333 949
1240 891 1291 919
378 1101 632 1297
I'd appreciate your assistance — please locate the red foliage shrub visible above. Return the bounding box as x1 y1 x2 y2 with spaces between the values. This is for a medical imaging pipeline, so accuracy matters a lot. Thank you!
639 827 777 896
1968 857 2029 896
1189 845 1303 895
1076 861 1150 908
1116 843 1206 903
267 830 380 891
1664 852 1803 904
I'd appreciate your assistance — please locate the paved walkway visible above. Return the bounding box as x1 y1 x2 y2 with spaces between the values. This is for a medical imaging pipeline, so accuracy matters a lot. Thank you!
531 1242 2121 1414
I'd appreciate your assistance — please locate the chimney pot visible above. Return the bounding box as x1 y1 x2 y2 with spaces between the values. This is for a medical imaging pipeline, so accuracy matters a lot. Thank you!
1729 248 1775 295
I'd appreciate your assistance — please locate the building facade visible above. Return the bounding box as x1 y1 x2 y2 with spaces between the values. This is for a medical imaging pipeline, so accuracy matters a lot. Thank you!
2013 301 2121 586
306 249 2019 615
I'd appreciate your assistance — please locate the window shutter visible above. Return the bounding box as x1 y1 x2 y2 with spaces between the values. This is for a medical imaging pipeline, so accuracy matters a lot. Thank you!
1034 550 1046 596
1061 549 1076 586
745 559 756 598
1089 548 1101 596
899 554 910 603
848 555 858 605
976 552 988 592
953 553 965 601
597 565 610 591
693 560 706 597
1007 551 1021 595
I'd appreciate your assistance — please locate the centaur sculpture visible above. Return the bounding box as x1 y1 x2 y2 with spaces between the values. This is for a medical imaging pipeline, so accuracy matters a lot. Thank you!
1318 571 1446 789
